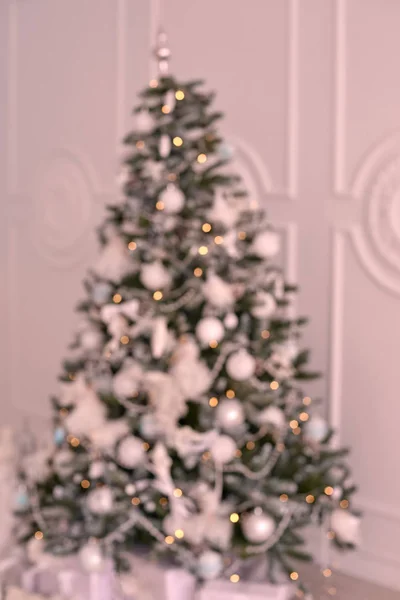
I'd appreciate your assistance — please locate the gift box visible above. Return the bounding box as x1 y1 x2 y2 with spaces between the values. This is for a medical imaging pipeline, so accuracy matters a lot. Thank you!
197 580 293 600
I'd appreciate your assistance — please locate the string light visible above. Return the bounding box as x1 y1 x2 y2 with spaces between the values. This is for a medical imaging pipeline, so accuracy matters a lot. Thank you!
276 442 285 452
209 397 218 407
325 486 334 496
323 568 332 578
290 572 299 581
226 389 235 398
175 529 184 539
159 497 168 506
290 420 299 429
327 530 335 540
113 293 122 304
153 291 163 301
68 372 76 380
230 513 240 523
198 246 208 255
70 437 80 448
235 449 242 458
293 427 301 435
280 494 289 502
202 223 212 232
156 200 164 210
214 236 223 245
81 479 90 489
303 396 312 406
149 79 158 88
59 408 68 417
299 412 309 422
128 241 137 251
167 173 177 181
34 531 44 540
143 442 150 451
161 105 171 114
120 335 130 345
173 136 183 147
136 140 145 150
165 536 174 545
340 499 349 509
194 267 203 277
173 488 183 498
305 494 315 504
261 329 270 339
246 441 255 450
131 497 140 506
197 153 207 163
238 231 247 240
230 574 240 583
209 340 218 348
202 451 211 461
175 90 185 100
270 381 279 390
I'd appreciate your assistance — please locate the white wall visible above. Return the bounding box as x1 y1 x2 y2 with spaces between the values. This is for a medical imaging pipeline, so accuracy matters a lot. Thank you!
1 0 400 590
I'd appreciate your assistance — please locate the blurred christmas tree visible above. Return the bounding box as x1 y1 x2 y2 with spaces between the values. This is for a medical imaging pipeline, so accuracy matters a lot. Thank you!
15 32 359 591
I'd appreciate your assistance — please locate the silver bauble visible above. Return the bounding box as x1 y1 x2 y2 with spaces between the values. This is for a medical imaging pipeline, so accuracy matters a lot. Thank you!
251 291 277 319
304 415 329 443
226 349 256 381
216 398 245 431
257 405 285 429
79 539 105 573
159 184 185 214
196 317 224 346
140 261 171 290
197 550 224 580
210 435 236 465
87 486 113 514
250 230 280 258
117 436 144 469
223 312 239 329
242 510 275 543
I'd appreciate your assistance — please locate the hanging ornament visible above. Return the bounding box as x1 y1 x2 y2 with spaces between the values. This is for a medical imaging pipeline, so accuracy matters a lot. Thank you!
94 236 133 283
226 349 256 381
80 327 103 352
79 539 105 573
159 134 171 158
197 550 224 580
208 190 238 228
164 89 176 112
139 413 161 440
117 436 145 469
218 142 234 161
304 415 329 443
158 184 185 214
216 398 245 431
203 272 235 308
140 261 171 290
223 312 239 330
331 509 360 545
91 282 113 305
257 405 285 429
210 435 236 464
89 460 105 479
250 230 280 258
136 110 153 134
195 317 224 346
65 392 107 437
87 486 113 514
54 427 65 446
113 360 143 398
251 291 277 319
151 316 169 358
242 510 275 543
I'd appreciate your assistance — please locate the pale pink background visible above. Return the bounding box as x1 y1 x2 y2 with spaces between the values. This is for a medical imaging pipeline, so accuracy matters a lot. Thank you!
1 0 399 590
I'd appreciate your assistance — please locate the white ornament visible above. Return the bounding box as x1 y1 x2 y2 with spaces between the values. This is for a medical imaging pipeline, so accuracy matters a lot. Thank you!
257 405 285 429
91 282 112 305
208 191 237 228
151 316 169 358
79 539 105 573
65 390 106 436
210 435 236 464
216 398 245 431
164 90 176 112
331 509 361 545
89 419 130 451
196 317 224 346
226 349 256 381
159 184 185 214
136 110 153 134
87 486 113 514
242 510 275 543
251 291 276 319
170 338 212 398
89 461 105 479
223 313 238 329
117 436 145 469
113 361 143 398
94 237 133 283
304 415 329 443
250 230 281 258
140 261 171 290
80 328 103 352
159 134 171 158
203 273 234 308
139 414 160 440
197 550 224 580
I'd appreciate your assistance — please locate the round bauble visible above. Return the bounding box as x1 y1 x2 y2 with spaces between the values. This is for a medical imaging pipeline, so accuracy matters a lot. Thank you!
136 110 153 134
196 317 224 346
251 230 280 258
331 509 360 545
80 329 103 351
91 282 112 305
216 398 245 431
54 427 65 446
89 461 105 479
79 539 105 573
117 436 144 469
223 312 238 330
197 550 224 580
203 273 234 308
257 405 285 429
218 142 234 161
242 510 275 544
226 349 256 381
251 292 276 319
87 486 113 514
159 184 185 214
159 134 171 158
210 435 236 465
140 261 171 290
139 413 160 440
304 415 329 443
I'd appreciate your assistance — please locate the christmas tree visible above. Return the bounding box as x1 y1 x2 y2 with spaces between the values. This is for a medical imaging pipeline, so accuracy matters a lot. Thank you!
16 33 359 591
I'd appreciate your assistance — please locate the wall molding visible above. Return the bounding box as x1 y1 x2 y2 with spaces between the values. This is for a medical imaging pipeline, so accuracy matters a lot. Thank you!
334 0 347 194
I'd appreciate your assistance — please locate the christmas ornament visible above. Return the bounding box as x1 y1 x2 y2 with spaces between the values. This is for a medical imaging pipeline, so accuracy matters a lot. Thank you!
218 142 234 160
87 486 113 514
113 360 143 398
304 415 329 443
136 110 153 134
91 282 112 305
140 261 171 290
144 372 187 435
164 89 176 112
79 539 105 572
172 426 218 461
226 349 256 381
203 273 234 308
223 312 238 329
251 291 276 319
139 413 160 440
94 236 133 283
170 338 212 398
80 327 103 351
250 230 280 258
159 134 171 158
242 510 275 543
210 435 236 464
195 317 224 346
197 550 224 580
159 184 185 214
257 405 285 429
216 398 245 431
151 316 169 358
65 390 107 436
117 436 145 469
331 509 360 544
89 419 130 451
54 427 65 446
208 191 237 228
89 461 105 479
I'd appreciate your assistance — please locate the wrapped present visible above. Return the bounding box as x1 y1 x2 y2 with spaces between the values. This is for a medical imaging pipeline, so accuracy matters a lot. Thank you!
197 580 293 600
